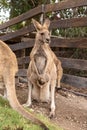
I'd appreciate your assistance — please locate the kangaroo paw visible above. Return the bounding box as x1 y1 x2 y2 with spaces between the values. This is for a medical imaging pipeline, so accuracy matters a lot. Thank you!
49 111 55 119
23 102 32 107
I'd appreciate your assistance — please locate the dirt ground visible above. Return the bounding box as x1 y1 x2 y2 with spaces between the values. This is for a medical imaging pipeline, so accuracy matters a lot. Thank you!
16 83 87 130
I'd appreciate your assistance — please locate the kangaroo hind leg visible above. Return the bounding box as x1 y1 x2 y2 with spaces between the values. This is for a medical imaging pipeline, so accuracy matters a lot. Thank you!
23 80 32 107
49 79 56 118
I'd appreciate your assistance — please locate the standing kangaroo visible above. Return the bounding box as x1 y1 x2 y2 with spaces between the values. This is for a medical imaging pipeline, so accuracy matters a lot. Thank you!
26 19 63 117
0 40 48 130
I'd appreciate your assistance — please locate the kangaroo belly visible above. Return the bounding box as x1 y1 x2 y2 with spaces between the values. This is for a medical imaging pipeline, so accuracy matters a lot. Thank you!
34 47 47 74
34 55 46 74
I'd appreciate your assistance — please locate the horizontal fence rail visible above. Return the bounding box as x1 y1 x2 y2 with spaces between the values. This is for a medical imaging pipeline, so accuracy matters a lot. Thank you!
50 17 87 29
0 24 35 41
9 38 87 51
45 0 87 13
62 74 87 88
51 37 87 48
59 58 87 71
10 39 34 51
17 69 87 88
17 56 87 71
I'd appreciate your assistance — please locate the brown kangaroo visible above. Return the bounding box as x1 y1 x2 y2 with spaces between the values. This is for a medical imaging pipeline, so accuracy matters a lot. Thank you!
26 19 63 118
0 40 48 130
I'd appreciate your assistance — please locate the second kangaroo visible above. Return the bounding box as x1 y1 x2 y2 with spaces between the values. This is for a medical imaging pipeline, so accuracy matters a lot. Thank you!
25 19 63 117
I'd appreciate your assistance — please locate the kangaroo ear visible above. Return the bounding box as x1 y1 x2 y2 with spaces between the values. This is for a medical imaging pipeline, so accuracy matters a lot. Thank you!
43 19 50 29
32 18 42 31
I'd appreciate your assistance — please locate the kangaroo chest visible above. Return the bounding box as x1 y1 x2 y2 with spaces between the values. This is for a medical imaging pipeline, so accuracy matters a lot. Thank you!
34 46 47 74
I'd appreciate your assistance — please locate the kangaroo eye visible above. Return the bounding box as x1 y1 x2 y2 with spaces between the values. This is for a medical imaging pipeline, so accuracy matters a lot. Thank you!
40 32 44 35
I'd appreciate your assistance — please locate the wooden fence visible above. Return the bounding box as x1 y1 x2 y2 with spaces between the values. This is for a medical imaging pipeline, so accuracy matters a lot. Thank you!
0 0 87 88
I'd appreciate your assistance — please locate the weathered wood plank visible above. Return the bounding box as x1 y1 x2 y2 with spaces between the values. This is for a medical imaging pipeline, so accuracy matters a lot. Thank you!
50 17 87 29
51 37 87 48
0 5 42 30
45 0 87 13
16 69 27 77
59 57 87 71
10 39 34 51
62 74 87 88
17 56 87 71
16 69 87 88
0 24 35 41
9 37 87 51
18 56 30 65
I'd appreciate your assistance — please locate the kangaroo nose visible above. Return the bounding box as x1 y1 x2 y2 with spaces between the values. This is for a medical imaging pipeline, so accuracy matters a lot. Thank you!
46 38 50 43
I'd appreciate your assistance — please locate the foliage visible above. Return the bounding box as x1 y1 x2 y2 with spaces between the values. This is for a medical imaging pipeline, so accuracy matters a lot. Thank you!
0 0 10 11
9 0 50 18
0 0 10 22
50 0 87 37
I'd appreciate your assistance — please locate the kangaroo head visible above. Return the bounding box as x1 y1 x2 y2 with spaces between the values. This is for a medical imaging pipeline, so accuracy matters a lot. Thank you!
32 18 51 44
